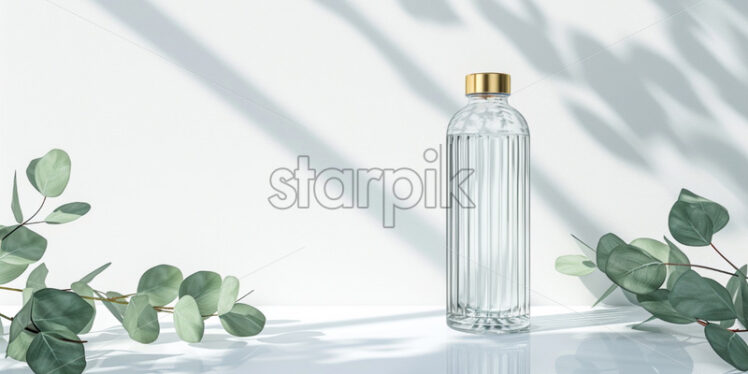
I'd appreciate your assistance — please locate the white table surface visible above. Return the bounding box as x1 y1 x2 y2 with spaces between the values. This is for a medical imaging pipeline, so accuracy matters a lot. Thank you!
0 305 736 373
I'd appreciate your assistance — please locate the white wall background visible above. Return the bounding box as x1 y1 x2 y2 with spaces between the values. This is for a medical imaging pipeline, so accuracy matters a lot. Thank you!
1 0 748 306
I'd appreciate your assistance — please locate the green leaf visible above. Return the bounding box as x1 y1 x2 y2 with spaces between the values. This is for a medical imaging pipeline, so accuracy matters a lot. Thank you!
71 281 96 334
605 244 666 295
637 289 695 324
95 290 125 323
45 202 91 224
678 189 729 233
596 233 625 272
733 270 748 328
0 226 47 265
174 295 204 343
32 149 71 197
219 303 266 337
0 260 28 285
720 318 736 328
22 287 33 305
669 201 713 246
630 238 670 262
26 330 86 374
25 158 41 195
78 262 111 284
123 294 159 344
218 276 240 315
592 284 618 307
9 300 33 345
664 237 690 289
669 270 736 321
555 255 596 276
26 263 48 290
631 237 691 290
32 288 94 334
704 324 748 371
727 265 746 302
11 171 23 224
137 264 183 307
179 271 222 315
7 329 35 362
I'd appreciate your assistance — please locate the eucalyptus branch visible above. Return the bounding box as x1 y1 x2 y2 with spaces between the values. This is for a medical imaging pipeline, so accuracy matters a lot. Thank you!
556 189 748 371
2 196 46 240
0 149 266 373
663 263 741 278
0 286 24 292
710 242 745 277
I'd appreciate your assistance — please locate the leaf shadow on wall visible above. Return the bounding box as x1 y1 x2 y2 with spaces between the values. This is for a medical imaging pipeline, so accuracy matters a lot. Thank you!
467 0 748 304
92 0 445 270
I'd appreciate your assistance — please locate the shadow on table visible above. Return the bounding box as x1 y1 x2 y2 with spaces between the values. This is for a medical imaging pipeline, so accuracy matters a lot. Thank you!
71 308 700 373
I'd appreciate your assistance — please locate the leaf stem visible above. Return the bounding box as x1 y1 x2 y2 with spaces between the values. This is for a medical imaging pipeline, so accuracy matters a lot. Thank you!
710 242 745 277
663 263 741 278
2 196 46 240
0 311 13 321
699 319 748 332
0 286 23 292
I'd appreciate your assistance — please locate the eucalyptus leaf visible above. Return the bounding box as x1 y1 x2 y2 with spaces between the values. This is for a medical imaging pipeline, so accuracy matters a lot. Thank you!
26 263 48 290
11 171 23 224
219 303 266 337
630 238 669 262
137 264 183 307
605 244 666 295
6 329 35 362
71 281 96 334
727 265 747 301
554 255 596 276
669 201 713 246
32 288 94 334
623 289 641 306
664 237 690 289
734 272 748 328
32 149 71 197
174 295 204 343
179 271 222 316
123 295 159 344
9 300 33 344
669 270 735 321
592 284 618 307
637 289 695 324
678 189 729 233
25 158 40 193
0 260 28 285
218 276 240 315
94 290 125 323
596 233 625 272
22 288 33 305
45 202 91 224
79 262 111 284
720 319 736 328
26 330 86 374
0 226 47 265
705 324 748 371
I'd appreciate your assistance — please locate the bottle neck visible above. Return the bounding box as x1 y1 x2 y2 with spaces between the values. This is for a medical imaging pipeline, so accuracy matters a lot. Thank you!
466 93 509 104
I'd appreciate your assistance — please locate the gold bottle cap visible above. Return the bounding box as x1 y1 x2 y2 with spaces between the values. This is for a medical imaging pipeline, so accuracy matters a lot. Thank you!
465 73 511 95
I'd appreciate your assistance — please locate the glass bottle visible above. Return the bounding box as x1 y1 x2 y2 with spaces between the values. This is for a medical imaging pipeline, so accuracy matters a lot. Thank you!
446 73 530 333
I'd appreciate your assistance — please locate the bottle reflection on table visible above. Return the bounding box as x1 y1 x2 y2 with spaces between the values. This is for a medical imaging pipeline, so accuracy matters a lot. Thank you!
448 335 529 374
